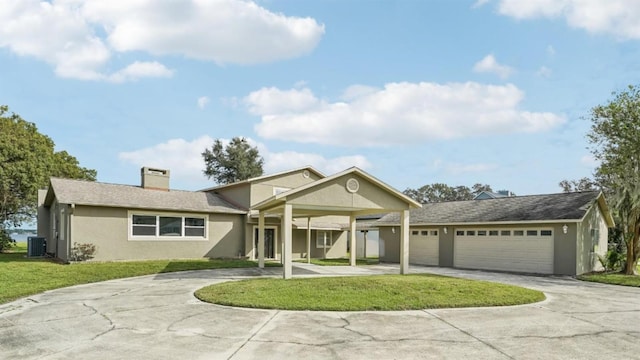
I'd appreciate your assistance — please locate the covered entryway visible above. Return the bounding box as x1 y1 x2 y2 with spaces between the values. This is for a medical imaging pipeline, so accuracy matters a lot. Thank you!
253 227 276 259
454 228 554 274
409 228 439 266
252 167 421 279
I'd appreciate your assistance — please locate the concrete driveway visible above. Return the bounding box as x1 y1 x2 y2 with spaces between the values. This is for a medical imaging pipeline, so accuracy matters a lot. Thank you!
1 264 639 360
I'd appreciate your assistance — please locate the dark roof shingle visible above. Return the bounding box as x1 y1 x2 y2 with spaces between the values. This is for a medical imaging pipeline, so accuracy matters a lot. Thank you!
47 178 246 214
377 191 601 225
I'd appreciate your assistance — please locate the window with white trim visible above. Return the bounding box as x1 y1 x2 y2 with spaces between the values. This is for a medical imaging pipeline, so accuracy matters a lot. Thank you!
131 214 207 239
316 231 332 248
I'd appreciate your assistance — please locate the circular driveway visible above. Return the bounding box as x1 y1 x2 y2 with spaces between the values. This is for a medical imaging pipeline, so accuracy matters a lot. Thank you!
1 264 639 359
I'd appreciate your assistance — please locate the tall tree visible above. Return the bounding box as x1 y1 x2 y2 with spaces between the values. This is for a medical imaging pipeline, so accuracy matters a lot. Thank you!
403 183 492 203
0 105 96 251
558 178 597 193
587 85 640 274
202 137 264 185
471 183 493 196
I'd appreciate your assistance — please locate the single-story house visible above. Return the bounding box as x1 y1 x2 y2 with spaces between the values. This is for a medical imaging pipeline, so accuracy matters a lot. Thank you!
37 166 614 278
37 166 420 278
377 191 614 276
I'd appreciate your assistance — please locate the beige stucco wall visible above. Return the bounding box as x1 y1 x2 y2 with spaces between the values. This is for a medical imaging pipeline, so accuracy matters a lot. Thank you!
576 204 609 275
214 184 251 209
41 200 71 261
288 174 409 211
380 222 582 275
244 218 348 260
71 205 245 261
250 170 322 207
37 189 51 252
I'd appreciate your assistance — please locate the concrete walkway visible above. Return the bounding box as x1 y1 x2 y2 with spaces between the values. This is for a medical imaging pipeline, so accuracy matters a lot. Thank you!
1 264 640 359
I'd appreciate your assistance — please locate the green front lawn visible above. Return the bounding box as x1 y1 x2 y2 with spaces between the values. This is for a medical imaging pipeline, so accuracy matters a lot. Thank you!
294 257 379 266
0 247 280 304
578 272 640 287
195 274 545 311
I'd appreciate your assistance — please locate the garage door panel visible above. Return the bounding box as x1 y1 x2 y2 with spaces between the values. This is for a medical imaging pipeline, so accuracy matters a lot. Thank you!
454 230 553 274
409 231 439 266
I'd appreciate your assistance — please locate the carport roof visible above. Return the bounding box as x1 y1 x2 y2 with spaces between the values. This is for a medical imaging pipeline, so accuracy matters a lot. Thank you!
377 191 614 226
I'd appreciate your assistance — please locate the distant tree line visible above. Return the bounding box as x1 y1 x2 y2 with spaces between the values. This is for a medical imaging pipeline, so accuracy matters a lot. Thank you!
402 183 500 203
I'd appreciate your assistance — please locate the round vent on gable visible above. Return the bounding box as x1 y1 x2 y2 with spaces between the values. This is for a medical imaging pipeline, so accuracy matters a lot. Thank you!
346 178 359 193
302 170 310 178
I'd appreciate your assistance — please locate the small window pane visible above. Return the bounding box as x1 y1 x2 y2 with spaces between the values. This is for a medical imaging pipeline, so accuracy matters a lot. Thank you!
185 217 205 227
489 230 498 236
456 230 464 236
430 230 438 236
514 230 524 236
421 231 429 236
133 215 156 225
466 230 475 236
412 230 419 235
132 226 156 236
527 230 538 236
159 217 182 236
541 230 552 236
501 230 511 236
185 227 205 237
478 230 487 236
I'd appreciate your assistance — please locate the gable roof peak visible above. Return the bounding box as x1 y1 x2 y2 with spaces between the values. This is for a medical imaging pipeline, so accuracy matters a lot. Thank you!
200 166 325 192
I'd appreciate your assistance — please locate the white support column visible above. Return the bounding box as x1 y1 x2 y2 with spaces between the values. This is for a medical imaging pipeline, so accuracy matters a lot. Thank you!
349 214 357 266
283 204 293 279
258 211 265 269
306 217 311 264
399 209 410 275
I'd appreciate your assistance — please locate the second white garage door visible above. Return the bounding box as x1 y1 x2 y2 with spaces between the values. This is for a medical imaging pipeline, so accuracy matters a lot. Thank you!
410 228 439 266
454 228 554 274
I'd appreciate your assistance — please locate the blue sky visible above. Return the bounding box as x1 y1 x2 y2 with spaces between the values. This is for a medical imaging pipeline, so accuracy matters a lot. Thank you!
1 0 639 195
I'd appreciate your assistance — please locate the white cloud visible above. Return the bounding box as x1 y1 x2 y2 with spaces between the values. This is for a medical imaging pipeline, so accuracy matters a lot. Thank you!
496 0 640 40
263 151 371 175
0 0 324 81
118 135 370 186
472 54 514 79
546 45 556 56
109 61 173 83
197 96 210 110
245 87 320 115
472 0 491 8
536 66 552 78
118 135 215 187
248 82 565 147
340 85 379 101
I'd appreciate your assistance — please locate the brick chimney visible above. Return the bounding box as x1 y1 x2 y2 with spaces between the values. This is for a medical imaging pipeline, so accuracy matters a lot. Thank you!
141 167 170 191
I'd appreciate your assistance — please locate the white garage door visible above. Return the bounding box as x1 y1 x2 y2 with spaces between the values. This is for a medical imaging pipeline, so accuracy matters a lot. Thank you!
410 228 439 266
454 228 554 274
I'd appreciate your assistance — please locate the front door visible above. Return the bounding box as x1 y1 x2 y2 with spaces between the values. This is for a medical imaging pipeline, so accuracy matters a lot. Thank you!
255 228 275 259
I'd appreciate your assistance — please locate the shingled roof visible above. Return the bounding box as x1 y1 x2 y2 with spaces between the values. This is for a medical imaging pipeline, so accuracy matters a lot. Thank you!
44 178 246 214
377 191 612 225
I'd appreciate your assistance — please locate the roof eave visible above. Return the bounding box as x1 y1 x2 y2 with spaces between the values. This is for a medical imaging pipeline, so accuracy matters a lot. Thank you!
376 219 584 226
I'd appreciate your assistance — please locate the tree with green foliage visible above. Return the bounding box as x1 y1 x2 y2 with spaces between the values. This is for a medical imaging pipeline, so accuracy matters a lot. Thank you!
0 105 96 251
558 177 597 193
202 137 264 185
587 85 640 275
403 183 494 203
